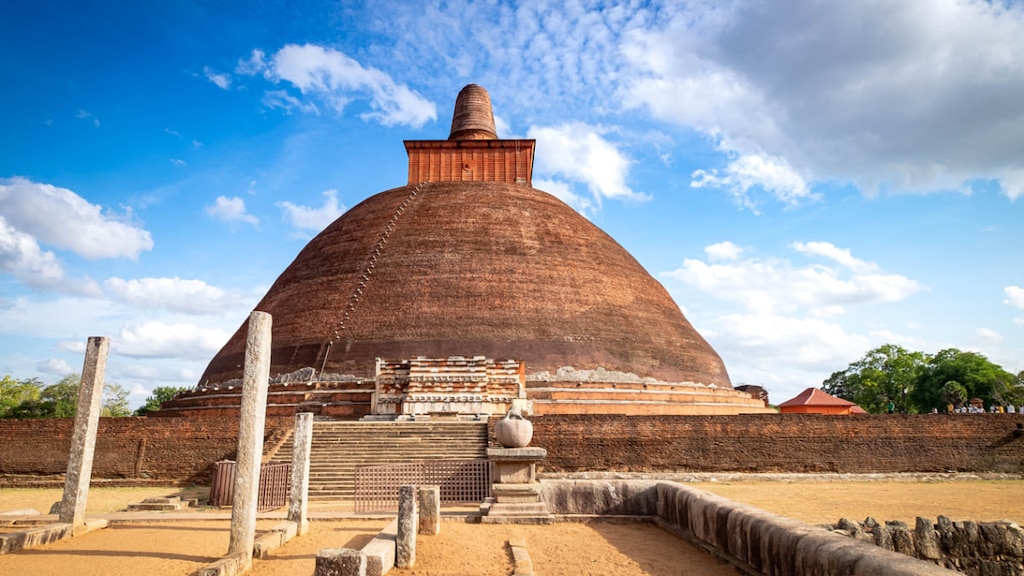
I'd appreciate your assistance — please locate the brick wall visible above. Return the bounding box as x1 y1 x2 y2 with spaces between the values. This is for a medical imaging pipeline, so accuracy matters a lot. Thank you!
528 414 1024 474
0 416 292 485
2 414 1022 488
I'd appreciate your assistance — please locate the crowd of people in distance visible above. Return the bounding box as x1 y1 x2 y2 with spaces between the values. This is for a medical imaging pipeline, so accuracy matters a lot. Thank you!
946 403 1017 414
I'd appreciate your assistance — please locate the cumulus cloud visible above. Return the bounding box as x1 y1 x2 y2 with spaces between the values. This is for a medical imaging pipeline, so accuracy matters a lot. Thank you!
705 241 743 262
0 177 153 260
621 0 1024 202
203 66 231 90
104 277 242 315
112 321 231 359
36 357 73 376
664 241 923 315
205 196 259 226
533 178 595 215
1005 286 1024 309
529 123 648 207
0 214 65 290
691 154 817 211
238 43 436 128
277 189 346 233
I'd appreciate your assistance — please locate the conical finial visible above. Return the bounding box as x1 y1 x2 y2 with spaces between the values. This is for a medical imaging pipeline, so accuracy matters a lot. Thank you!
449 84 498 141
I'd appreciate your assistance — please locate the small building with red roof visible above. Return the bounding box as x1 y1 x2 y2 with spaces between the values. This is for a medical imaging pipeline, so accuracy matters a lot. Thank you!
777 387 863 415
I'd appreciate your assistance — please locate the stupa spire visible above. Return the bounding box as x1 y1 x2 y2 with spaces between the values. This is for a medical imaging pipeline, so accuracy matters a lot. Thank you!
448 84 498 140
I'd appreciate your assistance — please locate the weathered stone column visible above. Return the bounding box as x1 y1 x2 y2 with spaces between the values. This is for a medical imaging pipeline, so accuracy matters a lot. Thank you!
418 485 440 536
396 485 417 568
287 412 314 535
228 311 272 562
59 336 109 528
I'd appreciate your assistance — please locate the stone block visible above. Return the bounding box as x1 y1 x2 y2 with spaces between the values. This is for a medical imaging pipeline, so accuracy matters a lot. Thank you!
191 550 250 576
418 485 440 535
362 519 398 576
315 548 366 576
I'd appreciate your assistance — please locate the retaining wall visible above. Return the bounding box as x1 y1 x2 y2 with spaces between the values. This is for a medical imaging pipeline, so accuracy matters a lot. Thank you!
0 416 292 485
2 414 1022 487
529 414 1024 474
540 479 953 575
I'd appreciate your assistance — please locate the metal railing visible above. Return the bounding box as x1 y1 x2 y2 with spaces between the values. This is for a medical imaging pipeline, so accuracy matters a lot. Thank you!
354 459 492 513
208 460 291 512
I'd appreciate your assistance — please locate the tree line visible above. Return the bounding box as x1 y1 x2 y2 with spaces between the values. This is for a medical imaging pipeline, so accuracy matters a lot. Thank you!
822 344 1024 414
0 374 185 418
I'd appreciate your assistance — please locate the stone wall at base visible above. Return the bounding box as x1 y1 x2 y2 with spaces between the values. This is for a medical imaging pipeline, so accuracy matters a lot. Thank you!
0 417 292 485
829 516 1024 576
537 479 951 575
529 414 1024 474
653 481 952 575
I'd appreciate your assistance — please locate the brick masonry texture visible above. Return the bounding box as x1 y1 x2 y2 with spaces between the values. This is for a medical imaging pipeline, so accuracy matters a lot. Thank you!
526 414 1024 474
2 414 1022 487
0 416 292 485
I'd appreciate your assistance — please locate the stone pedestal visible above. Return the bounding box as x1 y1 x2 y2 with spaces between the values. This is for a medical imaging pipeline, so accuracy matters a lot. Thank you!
481 447 552 524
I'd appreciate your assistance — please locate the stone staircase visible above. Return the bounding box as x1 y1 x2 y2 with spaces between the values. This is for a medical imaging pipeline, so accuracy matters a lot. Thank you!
268 421 489 501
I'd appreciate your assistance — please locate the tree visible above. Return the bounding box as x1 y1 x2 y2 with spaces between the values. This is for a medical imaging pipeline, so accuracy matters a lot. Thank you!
101 383 131 417
823 344 927 414
913 349 1019 411
0 376 42 418
939 380 967 410
134 386 186 416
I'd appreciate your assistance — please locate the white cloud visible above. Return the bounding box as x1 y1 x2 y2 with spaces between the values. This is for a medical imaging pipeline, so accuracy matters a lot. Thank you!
112 321 230 360
170 158 186 167
621 0 1024 201
203 66 231 90
36 357 73 376
533 178 595 215
76 109 100 127
236 49 266 75
104 277 240 315
205 196 259 226
276 189 346 233
1005 286 1024 309
691 153 817 211
262 90 319 115
665 241 923 315
0 214 65 289
529 123 648 206
247 43 437 128
705 241 743 262
0 177 153 260
975 327 1002 344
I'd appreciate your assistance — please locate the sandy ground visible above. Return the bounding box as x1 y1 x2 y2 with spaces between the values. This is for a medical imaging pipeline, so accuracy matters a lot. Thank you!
1 478 1022 575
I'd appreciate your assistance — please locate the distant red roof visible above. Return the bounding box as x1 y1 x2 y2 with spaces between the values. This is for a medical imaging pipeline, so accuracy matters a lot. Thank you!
777 387 857 408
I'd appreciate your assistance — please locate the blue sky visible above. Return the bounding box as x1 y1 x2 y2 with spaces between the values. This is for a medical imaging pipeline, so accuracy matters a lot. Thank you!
1 0 1022 408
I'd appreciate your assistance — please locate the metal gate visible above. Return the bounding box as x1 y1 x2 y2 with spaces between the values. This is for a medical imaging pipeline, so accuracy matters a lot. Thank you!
354 459 492 513
209 460 291 512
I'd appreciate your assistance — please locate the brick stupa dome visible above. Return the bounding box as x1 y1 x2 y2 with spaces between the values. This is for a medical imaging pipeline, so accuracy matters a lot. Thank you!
164 85 769 417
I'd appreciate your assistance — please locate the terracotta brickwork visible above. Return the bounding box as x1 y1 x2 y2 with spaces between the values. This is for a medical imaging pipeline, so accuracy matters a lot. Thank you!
2 414 1022 487
526 414 1024 474
405 140 535 185
0 417 292 485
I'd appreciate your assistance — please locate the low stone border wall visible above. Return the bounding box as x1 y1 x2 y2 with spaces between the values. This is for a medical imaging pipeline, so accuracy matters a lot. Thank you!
537 479 954 575
829 516 1024 575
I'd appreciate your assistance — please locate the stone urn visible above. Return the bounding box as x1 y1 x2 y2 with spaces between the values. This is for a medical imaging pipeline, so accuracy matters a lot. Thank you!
495 409 533 448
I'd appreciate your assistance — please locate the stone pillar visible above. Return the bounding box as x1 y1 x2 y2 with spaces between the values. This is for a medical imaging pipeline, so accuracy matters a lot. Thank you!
396 485 417 568
315 548 366 576
287 412 314 535
418 485 440 536
228 311 272 562
59 336 109 528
